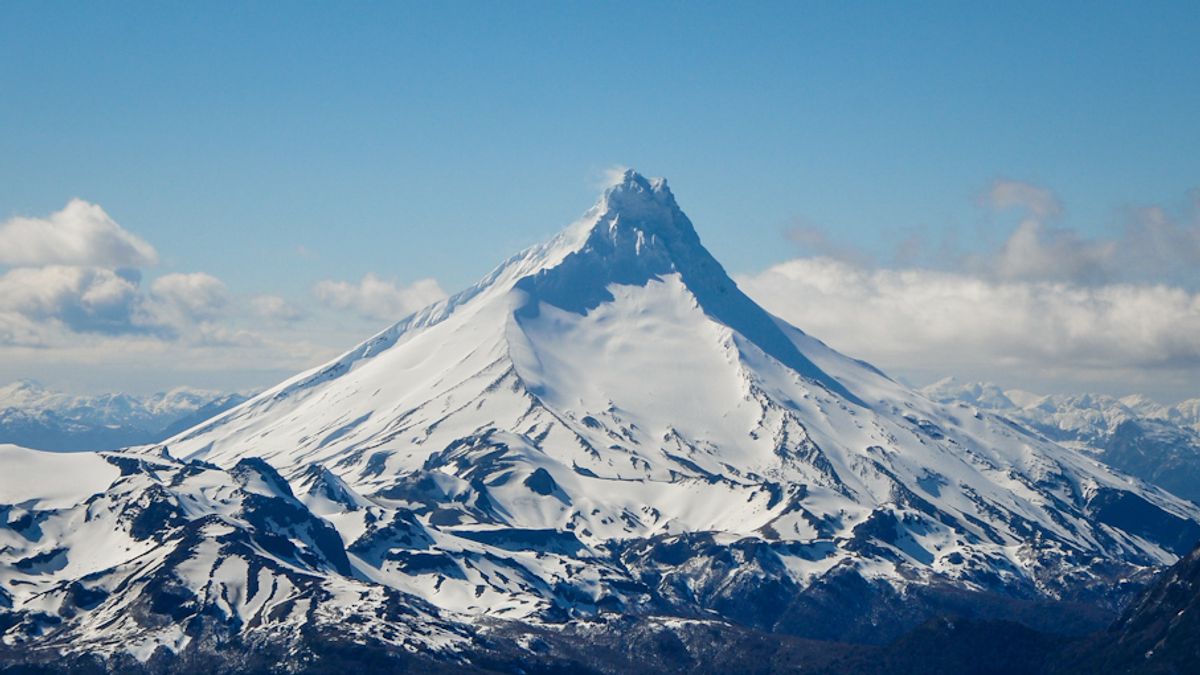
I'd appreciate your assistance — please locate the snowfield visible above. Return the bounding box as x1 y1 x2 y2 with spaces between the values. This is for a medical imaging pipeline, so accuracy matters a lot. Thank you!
0 444 120 509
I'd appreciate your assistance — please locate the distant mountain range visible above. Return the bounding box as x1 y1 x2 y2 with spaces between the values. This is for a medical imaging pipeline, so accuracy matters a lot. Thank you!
923 378 1200 504
0 380 250 451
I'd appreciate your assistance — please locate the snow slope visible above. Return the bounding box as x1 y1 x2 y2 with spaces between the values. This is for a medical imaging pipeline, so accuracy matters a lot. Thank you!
0 444 120 509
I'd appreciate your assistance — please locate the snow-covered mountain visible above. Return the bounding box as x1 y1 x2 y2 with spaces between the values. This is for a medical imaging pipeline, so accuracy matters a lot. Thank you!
0 381 248 451
3 171 1200 671
923 378 1200 504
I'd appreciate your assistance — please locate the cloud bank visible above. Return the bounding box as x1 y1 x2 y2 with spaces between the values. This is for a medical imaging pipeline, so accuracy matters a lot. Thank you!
740 181 1200 400
741 258 1200 370
979 179 1063 219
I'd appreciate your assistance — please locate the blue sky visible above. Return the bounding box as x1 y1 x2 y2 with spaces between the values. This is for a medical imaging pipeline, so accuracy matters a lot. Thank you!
2 3 1199 399
5 2 1198 288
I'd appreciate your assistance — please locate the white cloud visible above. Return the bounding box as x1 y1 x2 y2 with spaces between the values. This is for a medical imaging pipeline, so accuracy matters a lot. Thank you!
0 201 229 339
313 274 446 322
251 294 305 322
964 180 1115 283
787 219 870 264
5 186 1195 401
0 262 331 389
980 179 1063 219
0 199 158 268
0 329 339 394
496 176 1200 400
738 257 1200 397
986 219 1117 283
0 266 143 339
805 180 1198 290
0 267 237 342
0 200 377 393
1118 201 1200 286
149 272 229 322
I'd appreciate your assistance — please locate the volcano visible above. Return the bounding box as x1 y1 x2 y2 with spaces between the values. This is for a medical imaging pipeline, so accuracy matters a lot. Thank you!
2 171 1198 668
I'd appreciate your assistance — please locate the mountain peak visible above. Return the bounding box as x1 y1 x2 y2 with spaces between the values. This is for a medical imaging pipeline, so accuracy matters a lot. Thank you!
517 170 702 316
599 169 675 217
574 169 694 252
516 172 866 405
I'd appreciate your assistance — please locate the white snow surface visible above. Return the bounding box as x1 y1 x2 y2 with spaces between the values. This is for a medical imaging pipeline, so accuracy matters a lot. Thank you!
0 444 120 509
